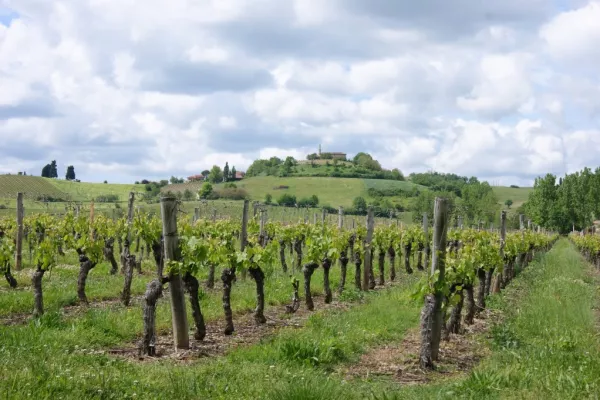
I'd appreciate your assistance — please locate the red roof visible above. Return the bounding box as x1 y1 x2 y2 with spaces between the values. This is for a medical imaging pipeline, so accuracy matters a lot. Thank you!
235 171 245 179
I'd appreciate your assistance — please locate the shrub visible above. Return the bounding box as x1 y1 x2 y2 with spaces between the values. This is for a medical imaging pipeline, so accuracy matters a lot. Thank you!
510 185 520 188
224 182 237 189
215 187 249 200
95 194 119 203
199 182 213 199
352 196 367 213
0 204 6 210
277 193 297 207
183 189 194 201
265 193 273 205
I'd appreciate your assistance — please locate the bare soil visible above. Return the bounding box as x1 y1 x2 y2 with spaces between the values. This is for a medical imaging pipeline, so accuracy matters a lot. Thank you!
341 308 499 385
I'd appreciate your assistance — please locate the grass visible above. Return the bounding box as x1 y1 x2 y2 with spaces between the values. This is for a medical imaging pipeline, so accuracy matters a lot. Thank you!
0 175 67 200
392 239 600 399
2 238 597 399
492 186 533 210
49 179 142 202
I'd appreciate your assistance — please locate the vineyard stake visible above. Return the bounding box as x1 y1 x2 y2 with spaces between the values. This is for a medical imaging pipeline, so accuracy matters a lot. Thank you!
419 197 448 369
362 206 374 291
160 196 190 350
15 192 23 270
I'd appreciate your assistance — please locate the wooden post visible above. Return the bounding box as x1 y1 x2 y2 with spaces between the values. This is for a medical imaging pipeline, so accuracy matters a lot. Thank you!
15 193 24 270
458 215 463 230
423 213 429 272
240 200 249 251
126 193 134 242
313 213 317 225
160 196 189 350
194 207 199 222
420 197 449 369
322 208 326 225
492 211 506 293
362 206 375 291
519 214 525 230
527 219 531 230
338 207 344 230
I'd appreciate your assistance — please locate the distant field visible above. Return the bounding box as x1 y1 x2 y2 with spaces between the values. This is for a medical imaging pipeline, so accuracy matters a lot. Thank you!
364 179 424 191
49 179 142 202
0 175 67 200
492 186 533 209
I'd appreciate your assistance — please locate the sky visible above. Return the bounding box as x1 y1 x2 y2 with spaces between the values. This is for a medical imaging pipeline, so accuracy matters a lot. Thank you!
0 0 599 185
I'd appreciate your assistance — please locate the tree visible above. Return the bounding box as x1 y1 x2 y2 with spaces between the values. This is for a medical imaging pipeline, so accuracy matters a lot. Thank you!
265 193 273 205
199 182 213 199
277 194 297 207
223 162 230 182
50 160 58 178
231 166 237 181
504 199 513 209
208 165 223 184
183 189 194 201
41 164 51 178
391 168 404 181
65 166 76 180
201 170 210 177
353 196 367 213
170 176 184 184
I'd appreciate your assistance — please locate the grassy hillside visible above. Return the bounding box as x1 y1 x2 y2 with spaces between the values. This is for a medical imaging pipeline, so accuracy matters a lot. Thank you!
49 179 141 202
0 175 67 200
493 186 533 210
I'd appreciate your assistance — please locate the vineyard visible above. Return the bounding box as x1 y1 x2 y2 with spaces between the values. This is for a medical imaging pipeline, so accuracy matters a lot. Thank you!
2 193 600 399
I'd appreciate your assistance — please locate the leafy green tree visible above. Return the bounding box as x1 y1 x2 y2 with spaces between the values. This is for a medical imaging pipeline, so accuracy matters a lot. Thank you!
265 193 273 205
353 196 367 213
208 165 223 184
231 166 237 180
50 160 58 178
223 162 230 182
183 189 194 201
41 164 51 178
277 193 297 207
504 199 513 209
65 165 76 180
199 182 213 199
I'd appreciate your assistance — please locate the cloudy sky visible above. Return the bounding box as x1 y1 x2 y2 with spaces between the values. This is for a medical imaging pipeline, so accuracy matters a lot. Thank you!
0 0 599 185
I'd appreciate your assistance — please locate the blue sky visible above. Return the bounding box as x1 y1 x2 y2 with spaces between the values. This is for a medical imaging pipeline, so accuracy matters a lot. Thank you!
0 0 599 185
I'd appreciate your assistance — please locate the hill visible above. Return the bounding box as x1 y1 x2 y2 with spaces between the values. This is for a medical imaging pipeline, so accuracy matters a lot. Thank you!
493 186 533 210
0 175 67 200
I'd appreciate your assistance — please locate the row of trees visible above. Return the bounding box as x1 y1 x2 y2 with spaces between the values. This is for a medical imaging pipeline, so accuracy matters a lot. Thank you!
40 161 76 180
524 167 600 233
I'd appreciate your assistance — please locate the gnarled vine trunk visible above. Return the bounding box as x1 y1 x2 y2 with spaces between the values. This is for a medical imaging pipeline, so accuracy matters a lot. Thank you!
151 240 164 279
77 254 96 304
206 264 216 289
419 294 436 370
388 247 396 282
279 240 288 273
485 267 494 297
104 238 118 275
303 262 318 311
183 272 206 340
221 267 236 335
249 267 267 324
476 268 486 313
338 251 349 293
293 239 303 272
354 255 362 290
3 263 17 288
416 244 424 271
464 284 475 325
285 278 301 314
404 244 413 274
32 267 45 317
447 289 464 335
378 250 386 286
322 258 332 304
121 254 136 306
369 247 376 290
141 279 164 356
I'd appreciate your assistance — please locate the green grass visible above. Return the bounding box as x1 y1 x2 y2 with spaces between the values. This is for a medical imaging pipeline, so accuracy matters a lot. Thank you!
49 179 142 202
0 175 67 200
2 239 597 399
492 186 533 210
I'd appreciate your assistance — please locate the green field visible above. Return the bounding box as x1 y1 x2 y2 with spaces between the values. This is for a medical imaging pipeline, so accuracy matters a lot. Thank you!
492 186 533 210
49 179 142 202
0 175 67 200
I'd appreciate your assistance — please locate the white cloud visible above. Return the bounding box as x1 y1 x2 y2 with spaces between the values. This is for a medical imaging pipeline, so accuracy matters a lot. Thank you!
0 0 598 184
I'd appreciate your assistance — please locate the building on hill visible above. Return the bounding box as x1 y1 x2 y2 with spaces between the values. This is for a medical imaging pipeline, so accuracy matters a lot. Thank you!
306 145 347 161
187 174 206 182
234 171 246 180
